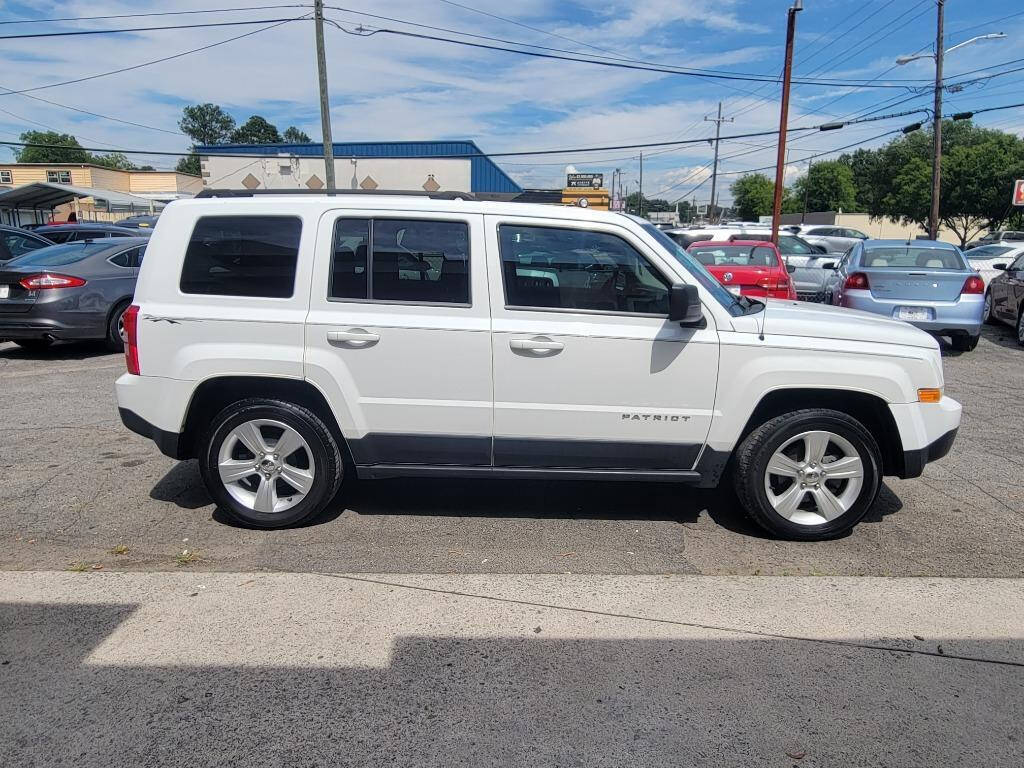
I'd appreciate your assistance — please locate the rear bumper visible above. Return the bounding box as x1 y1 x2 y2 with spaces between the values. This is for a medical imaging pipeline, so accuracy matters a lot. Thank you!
840 291 983 336
0 316 102 340
119 407 186 460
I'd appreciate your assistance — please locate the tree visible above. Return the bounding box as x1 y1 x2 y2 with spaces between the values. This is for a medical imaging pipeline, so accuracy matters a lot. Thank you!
625 192 671 214
230 115 282 144
176 154 201 176
14 131 90 163
179 103 235 146
283 126 311 143
788 161 858 213
730 173 774 220
90 152 138 171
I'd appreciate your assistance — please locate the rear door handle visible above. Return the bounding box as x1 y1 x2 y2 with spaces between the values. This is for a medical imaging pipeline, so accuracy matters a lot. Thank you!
327 329 380 346
509 337 564 352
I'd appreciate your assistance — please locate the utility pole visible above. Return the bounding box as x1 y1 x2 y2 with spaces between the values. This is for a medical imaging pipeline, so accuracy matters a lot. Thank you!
705 102 733 224
638 153 644 218
770 0 803 245
929 0 944 240
314 0 336 191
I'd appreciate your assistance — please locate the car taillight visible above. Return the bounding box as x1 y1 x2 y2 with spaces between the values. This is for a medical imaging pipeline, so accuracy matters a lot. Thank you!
19 273 86 290
961 275 984 294
844 272 869 290
124 304 140 375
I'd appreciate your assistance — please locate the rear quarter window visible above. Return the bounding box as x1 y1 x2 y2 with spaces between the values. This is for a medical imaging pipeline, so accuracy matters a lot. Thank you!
180 215 302 298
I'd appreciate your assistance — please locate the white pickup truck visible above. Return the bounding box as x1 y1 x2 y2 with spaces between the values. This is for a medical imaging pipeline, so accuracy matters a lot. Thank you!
116 192 960 540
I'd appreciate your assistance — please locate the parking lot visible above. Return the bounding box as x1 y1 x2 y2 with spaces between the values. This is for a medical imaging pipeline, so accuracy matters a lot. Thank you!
2 323 1022 577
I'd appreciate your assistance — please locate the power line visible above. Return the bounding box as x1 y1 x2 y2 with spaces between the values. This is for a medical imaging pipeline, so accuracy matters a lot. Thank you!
0 16 307 96
0 90 185 135
0 16 308 41
0 5 311 25
335 24 922 89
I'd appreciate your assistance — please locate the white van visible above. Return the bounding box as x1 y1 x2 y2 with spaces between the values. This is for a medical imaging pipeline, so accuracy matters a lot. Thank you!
116 192 960 540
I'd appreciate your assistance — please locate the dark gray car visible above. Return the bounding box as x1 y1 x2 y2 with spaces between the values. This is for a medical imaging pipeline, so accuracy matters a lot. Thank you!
38 223 149 244
1 225 54 263
0 238 147 352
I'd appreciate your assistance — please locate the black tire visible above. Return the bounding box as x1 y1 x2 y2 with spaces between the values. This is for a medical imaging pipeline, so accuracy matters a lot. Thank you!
198 398 343 528
732 409 882 541
950 332 979 352
105 301 131 352
14 338 53 352
983 291 998 325
1017 308 1024 347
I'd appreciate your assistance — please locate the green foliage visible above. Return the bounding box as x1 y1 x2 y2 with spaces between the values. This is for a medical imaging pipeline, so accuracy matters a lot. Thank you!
14 131 90 163
179 103 236 146
283 126 311 143
176 153 201 176
230 115 282 144
90 152 137 170
789 161 858 213
626 192 672 213
730 173 774 220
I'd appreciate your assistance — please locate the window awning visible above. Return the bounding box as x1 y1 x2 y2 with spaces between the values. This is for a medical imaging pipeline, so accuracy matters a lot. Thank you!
0 181 167 212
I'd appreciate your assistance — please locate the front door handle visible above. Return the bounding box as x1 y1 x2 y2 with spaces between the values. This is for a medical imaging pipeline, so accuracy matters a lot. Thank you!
327 329 380 347
510 337 564 353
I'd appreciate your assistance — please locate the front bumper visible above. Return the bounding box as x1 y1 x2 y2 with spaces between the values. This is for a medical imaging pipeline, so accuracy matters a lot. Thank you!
889 396 962 478
901 427 958 479
840 290 983 337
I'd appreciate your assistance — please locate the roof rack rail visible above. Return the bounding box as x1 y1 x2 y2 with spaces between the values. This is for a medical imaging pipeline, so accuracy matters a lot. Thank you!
195 188 476 200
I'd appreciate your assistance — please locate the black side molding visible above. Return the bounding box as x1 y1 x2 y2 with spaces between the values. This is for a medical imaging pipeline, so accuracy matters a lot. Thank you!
899 427 958 479
118 408 188 460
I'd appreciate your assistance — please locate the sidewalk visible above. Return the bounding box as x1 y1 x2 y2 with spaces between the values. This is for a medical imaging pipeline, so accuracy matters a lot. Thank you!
2 572 1022 767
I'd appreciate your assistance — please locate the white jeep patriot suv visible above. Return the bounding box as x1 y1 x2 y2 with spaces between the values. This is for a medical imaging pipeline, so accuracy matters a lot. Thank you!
116 191 961 540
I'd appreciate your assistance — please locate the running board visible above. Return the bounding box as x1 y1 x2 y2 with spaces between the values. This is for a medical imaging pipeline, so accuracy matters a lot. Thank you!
356 465 702 482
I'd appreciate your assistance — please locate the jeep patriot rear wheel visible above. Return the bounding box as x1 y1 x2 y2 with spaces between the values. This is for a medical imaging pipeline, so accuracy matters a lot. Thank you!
732 409 882 541
199 398 343 528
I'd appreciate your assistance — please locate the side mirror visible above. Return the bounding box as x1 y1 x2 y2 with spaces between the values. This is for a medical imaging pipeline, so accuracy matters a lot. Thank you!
821 261 837 270
993 263 1007 271
669 283 704 325
786 263 796 273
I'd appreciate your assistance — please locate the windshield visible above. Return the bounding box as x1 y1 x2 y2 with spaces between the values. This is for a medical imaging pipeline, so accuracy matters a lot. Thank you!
6 241 111 267
776 235 819 255
688 244 779 267
967 245 1015 259
861 246 965 270
640 223 752 316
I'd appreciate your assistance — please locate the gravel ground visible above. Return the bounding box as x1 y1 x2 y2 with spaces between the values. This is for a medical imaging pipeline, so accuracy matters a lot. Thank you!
1 323 1022 575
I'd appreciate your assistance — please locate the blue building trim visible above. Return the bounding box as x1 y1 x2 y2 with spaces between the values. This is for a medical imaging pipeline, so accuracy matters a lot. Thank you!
195 140 521 194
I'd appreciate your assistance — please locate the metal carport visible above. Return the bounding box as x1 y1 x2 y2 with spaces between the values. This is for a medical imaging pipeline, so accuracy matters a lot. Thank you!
0 182 166 226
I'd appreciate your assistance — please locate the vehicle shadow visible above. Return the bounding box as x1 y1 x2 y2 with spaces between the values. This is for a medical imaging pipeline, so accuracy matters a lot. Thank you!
0 339 116 360
150 460 902 538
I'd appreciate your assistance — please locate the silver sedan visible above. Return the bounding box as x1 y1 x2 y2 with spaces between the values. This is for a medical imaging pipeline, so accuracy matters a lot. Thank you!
825 239 985 351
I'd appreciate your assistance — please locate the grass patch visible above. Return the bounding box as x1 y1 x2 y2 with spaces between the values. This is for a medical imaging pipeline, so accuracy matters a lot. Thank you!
109 544 129 556
66 562 89 572
174 549 200 567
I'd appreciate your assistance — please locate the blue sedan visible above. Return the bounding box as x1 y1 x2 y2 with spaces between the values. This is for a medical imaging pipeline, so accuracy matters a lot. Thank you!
826 239 985 351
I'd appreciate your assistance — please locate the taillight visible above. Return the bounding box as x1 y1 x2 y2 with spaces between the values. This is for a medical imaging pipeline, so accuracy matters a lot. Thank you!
19 273 86 290
961 275 984 294
844 272 869 290
124 304 140 375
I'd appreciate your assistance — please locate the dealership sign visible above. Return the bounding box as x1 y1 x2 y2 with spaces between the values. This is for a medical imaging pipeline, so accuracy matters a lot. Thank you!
1014 179 1024 206
567 173 604 188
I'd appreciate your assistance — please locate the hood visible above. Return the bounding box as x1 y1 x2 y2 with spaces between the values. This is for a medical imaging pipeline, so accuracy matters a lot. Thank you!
759 299 939 349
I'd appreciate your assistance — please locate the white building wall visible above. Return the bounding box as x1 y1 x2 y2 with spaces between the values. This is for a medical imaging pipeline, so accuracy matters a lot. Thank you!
201 155 472 192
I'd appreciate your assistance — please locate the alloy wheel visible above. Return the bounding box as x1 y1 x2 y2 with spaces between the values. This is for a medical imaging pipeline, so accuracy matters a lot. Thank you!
117 313 127 343
763 430 864 526
217 419 315 514
983 292 991 324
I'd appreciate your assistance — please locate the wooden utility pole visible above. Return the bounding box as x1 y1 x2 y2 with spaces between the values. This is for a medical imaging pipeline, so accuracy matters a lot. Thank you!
638 153 644 218
705 102 733 224
929 0 945 240
770 0 802 245
314 0 336 191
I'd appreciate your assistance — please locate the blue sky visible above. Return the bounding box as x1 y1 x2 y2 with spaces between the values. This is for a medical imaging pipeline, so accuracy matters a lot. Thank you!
0 0 1022 203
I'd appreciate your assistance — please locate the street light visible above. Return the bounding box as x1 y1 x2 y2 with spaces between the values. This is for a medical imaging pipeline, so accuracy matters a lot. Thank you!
895 33 1006 66
895 6 1007 240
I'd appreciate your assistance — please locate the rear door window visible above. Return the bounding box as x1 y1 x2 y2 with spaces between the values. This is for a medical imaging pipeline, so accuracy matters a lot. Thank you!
328 218 470 305
180 216 302 298
2 231 48 258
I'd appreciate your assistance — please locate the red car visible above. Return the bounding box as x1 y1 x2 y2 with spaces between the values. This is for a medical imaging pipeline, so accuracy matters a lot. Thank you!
687 240 797 300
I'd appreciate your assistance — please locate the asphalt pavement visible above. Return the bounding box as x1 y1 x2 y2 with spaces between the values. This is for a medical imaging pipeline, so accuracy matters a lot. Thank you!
2 571 1022 767
1 322 1022 576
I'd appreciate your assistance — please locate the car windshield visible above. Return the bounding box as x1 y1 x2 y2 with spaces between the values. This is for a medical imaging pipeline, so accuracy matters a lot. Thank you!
5 241 111 267
967 245 1015 259
688 244 779 267
861 247 965 270
639 223 753 316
